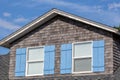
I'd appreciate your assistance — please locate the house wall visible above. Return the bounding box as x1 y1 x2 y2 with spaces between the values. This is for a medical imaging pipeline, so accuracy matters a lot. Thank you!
9 15 113 80
0 54 9 80
114 65 120 80
113 35 120 72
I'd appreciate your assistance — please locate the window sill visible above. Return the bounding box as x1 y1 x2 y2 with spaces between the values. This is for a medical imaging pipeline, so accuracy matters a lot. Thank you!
26 74 43 76
72 71 92 74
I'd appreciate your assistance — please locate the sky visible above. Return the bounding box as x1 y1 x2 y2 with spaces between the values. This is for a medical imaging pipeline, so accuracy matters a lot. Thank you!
0 0 120 54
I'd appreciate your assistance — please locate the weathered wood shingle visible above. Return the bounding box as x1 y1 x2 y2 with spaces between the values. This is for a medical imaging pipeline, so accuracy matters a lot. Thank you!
0 54 9 80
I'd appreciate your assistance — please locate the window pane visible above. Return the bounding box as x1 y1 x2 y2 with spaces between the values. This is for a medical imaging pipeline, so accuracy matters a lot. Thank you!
74 42 92 57
27 62 43 75
28 47 44 61
74 58 91 72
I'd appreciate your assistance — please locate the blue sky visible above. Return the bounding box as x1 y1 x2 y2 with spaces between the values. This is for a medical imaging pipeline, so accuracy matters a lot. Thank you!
0 0 120 54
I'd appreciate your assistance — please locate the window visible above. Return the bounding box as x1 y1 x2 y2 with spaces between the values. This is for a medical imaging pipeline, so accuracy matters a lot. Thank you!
26 47 44 76
72 41 92 73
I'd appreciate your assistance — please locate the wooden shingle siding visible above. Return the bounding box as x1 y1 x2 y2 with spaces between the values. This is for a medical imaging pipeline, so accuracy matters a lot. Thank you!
0 54 9 80
114 66 120 80
113 35 120 72
9 16 114 79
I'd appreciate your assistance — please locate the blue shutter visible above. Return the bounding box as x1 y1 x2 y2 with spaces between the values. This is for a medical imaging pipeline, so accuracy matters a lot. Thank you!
93 40 105 72
44 45 55 75
15 48 26 76
60 44 72 74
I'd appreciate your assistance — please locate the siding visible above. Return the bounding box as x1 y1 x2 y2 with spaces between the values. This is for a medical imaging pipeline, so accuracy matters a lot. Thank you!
113 35 120 72
9 15 113 80
114 65 120 80
0 54 9 80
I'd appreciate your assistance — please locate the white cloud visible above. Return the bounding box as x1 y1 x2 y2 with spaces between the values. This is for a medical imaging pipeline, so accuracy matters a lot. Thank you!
11 0 120 26
3 12 11 17
14 17 28 23
12 0 101 13
97 10 120 26
34 0 102 13
0 18 20 30
108 3 120 10
31 0 120 24
12 1 40 8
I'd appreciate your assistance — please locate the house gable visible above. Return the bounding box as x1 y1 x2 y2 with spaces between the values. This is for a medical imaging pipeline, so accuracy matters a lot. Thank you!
0 9 119 48
9 15 114 79
1 9 120 80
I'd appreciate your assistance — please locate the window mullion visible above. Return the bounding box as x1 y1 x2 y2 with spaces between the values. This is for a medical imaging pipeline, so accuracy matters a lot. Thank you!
73 56 91 59
27 60 43 63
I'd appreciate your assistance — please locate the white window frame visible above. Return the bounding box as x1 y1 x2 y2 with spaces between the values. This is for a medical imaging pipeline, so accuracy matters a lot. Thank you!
26 46 44 76
72 41 93 74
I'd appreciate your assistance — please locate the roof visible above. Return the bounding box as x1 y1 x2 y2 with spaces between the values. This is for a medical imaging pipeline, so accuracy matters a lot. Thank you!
0 8 119 48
